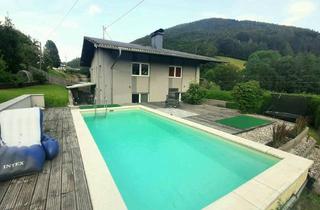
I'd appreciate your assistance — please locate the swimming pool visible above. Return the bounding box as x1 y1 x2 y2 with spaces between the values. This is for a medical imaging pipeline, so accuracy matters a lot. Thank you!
82 109 279 210
71 105 313 210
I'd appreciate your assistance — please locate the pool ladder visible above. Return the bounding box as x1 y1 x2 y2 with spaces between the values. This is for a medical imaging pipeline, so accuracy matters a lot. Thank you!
94 97 108 118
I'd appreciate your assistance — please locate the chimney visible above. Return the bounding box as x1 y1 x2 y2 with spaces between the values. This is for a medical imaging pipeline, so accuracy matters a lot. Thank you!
150 28 164 49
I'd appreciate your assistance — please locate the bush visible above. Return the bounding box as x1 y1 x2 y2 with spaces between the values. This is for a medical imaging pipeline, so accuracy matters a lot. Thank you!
204 64 241 90
226 102 239 109
232 80 264 113
271 123 290 148
31 69 47 83
315 106 320 129
206 89 233 101
182 83 207 104
0 69 16 83
259 91 272 114
290 116 308 137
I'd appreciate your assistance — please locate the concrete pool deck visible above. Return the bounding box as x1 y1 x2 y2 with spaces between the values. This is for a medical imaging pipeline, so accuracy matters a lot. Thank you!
71 105 313 210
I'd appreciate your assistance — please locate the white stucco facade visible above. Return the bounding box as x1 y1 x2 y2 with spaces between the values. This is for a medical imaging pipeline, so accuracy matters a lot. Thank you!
90 48 200 105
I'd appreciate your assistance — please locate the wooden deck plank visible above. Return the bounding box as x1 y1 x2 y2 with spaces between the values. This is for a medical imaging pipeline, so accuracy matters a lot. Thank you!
0 181 11 204
0 178 24 210
14 174 38 209
45 110 63 210
29 162 51 210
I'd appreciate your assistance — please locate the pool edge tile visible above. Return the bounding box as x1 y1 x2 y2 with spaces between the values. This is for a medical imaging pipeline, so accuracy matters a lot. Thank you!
71 109 128 210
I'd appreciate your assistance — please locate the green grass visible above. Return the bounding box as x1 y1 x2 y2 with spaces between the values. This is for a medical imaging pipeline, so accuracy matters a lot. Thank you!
48 69 68 78
0 84 68 107
216 56 246 70
292 189 320 210
216 115 272 130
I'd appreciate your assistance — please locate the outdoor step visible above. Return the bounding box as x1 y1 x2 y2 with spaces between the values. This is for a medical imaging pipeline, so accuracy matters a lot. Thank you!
290 137 316 158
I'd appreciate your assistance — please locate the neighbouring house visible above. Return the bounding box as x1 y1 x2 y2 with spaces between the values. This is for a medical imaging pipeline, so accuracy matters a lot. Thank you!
80 29 221 105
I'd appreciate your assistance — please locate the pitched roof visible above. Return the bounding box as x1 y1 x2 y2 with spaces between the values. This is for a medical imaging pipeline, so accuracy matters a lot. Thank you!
83 36 223 63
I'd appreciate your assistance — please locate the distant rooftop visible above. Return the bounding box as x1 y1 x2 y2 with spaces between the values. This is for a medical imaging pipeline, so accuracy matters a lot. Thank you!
81 36 223 66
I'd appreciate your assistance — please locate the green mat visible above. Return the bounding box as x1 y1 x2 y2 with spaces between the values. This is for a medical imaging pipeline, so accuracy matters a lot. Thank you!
215 115 272 130
79 104 121 109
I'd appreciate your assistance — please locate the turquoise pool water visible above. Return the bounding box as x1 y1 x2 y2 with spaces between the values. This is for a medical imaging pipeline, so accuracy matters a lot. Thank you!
83 109 279 210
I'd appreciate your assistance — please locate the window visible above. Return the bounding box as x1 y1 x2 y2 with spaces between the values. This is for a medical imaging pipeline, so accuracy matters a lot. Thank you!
132 63 149 76
169 66 182 78
132 93 148 103
141 64 149 76
169 67 175 77
132 94 139 103
140 94 148 103
132 63 140 75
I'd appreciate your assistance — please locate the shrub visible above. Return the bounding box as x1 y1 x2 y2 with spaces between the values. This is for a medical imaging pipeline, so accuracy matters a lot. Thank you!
271 123 290 147
0 69 15 83
206 89 233 101
226 102 239 109
31 69 47 83
201 80 220 90
259 91 272 114
204 64 241 90
232 80 264 113
290 116 308 137
182 83 207 104
315 106 320 129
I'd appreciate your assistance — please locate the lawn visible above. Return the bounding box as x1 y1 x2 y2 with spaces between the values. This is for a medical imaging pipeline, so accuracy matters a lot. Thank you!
216 56 246 70
0 84 68 107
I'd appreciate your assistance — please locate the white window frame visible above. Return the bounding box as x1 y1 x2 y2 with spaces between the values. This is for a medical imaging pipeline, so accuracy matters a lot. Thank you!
131 63 150 77
169 66 183 78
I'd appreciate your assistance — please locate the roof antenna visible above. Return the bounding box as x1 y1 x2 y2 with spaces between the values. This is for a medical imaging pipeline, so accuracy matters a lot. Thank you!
102 25 106 39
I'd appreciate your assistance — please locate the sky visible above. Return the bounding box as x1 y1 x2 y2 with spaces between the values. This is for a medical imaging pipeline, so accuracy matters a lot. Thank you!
0 0 319 61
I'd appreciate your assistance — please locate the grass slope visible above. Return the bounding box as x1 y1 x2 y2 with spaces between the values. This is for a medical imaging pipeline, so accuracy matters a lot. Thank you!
216 56 246 70
0 84 68 107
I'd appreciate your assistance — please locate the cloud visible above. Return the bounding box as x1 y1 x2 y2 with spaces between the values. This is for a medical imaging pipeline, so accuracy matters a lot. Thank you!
283 0 316 25
88 4 102 15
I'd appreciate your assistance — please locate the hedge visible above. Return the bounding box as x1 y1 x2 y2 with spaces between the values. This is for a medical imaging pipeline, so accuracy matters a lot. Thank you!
206 89 233 101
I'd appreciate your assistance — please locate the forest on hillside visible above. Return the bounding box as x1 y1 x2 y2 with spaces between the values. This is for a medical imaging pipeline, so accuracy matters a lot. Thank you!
133 18 320 60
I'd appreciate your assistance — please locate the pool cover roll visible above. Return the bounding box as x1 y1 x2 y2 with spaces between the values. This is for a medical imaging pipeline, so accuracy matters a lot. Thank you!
0 145 45 181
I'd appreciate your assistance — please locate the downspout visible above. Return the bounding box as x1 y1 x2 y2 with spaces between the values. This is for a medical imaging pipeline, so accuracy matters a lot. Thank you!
110 47 122 104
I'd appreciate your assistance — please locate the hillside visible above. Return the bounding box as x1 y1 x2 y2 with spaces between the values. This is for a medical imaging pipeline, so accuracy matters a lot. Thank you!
215 56 246 70
133 18 320 60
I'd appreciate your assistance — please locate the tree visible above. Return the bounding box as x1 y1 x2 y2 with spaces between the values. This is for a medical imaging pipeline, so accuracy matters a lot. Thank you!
43 40 61 69
232 81 264 113
244 50 281 90
204 64 241 90
67 57 80 68
0 16 40 73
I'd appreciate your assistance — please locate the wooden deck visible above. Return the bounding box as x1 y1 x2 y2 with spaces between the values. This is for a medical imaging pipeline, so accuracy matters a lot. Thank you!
0 108 92 210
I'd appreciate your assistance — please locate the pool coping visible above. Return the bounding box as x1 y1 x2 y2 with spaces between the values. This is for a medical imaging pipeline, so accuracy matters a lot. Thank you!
71 105 314 210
